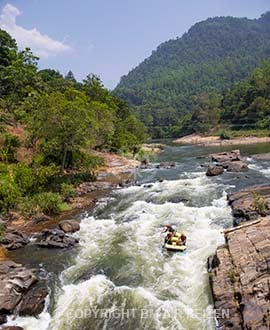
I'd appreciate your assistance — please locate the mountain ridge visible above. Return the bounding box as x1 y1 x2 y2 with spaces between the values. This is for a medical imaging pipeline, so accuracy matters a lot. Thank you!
115 12 270 137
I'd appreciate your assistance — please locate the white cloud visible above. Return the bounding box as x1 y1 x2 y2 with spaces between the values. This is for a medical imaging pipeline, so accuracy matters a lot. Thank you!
0 3 71 58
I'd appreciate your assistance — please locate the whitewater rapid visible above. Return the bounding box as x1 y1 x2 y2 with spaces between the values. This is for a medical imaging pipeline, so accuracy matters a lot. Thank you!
10 171 234 330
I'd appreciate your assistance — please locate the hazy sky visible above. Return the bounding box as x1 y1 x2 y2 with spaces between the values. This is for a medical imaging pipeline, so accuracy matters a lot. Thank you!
0 0 269 88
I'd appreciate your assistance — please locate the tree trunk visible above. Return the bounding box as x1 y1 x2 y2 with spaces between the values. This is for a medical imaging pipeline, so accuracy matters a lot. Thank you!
61 146 67 173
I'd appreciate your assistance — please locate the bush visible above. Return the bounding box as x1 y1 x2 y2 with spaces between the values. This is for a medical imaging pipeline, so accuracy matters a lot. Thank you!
0 132 20 162
253 192 268 215
19 192 64 216
71 151 104 170
11 163 34 194
60 183 76 201
0 178 20 214
33 163 59 190
219 130 231 140
0 223 5 242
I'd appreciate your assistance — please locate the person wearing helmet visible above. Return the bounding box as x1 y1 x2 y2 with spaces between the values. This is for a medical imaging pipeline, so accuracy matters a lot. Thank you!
162 224 175 234
162 224 176 244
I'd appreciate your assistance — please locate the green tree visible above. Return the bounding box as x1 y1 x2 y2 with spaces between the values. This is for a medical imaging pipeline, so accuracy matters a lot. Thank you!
28 89 95 171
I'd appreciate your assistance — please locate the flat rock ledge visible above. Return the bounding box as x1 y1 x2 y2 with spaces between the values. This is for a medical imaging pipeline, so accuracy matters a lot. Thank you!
35 228 79 248
208 218 270 330
0 261 48 326
1 230 29 251
228 185 270 226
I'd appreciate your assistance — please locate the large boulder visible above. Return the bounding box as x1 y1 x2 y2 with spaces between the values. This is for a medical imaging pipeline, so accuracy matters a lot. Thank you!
1 230 29 251
208 218 270 330
211 150 241 163
206 166 224 176
16 286 48 316
210 150 249 173
222 160 249 172
0 260 48 324
0 314 7 325
35 229 79 248
58 220 80 233
228 185 270 225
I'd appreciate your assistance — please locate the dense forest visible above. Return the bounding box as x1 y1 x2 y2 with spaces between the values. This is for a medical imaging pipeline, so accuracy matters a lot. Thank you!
0 29 146 217
180 61 270 136
115 12 270 137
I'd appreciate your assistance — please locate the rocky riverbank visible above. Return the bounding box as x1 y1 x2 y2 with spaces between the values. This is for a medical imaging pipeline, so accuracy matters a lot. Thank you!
208 218 270 329
0 152 141 328
209 177 270 328
0 152 140 248
0 261 48 326
174 134 270 146
205 148 270 328
228 185 270 226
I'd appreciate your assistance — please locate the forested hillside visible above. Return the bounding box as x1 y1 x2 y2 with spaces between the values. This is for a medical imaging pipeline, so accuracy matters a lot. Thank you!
0 29 146 216
181 61 270 136
115 12 270 137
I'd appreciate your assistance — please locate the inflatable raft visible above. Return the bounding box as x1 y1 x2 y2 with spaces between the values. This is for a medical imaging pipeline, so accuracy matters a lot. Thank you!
164 233 187 252
164 242 186 251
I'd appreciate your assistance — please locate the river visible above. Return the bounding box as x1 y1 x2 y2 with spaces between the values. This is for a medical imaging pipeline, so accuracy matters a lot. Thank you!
8 143 270 330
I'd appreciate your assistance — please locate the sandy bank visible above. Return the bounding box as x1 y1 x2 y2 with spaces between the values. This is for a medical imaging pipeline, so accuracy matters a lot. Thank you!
174 134 270 146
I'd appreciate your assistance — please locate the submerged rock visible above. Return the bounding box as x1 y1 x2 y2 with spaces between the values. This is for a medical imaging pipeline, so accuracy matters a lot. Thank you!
228 185 270 225
156 161 176 169
209 218 270 330
35 229 79 248
58 220 80 233
1 230 29 251
251 153 270 160
206 166 224 176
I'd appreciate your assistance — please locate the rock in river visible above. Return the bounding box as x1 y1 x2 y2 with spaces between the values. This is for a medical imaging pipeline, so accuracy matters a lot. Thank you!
206 166 224 176
209 150 249 173
58 220 80 233
211 150 241 163
1 230 29 251
35 228 79 248
222 160 249 172
208 218 270 330
0 260 48 324
16 286 48 316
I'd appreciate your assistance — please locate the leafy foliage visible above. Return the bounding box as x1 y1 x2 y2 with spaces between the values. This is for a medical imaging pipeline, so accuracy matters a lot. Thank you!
0 29 146 215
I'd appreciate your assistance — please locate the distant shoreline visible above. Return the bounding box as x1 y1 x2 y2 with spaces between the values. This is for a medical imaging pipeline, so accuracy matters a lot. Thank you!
173 134 270 146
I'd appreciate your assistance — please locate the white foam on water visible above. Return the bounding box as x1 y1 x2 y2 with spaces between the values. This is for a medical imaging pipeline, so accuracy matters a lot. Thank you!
6 297 51 330
261 168 270 177
249 163 270 177
14 177 231 330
